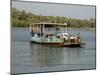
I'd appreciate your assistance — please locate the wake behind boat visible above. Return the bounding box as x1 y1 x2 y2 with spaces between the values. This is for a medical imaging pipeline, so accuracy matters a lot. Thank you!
29 22 85 47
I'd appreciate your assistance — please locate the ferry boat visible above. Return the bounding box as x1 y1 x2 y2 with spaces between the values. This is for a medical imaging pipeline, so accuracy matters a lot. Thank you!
29 22 85 47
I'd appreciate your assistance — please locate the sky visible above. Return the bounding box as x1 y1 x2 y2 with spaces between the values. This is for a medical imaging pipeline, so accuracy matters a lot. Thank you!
12 0 96 19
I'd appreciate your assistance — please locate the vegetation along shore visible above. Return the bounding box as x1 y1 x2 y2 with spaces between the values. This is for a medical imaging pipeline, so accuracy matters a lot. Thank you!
12 8 96 29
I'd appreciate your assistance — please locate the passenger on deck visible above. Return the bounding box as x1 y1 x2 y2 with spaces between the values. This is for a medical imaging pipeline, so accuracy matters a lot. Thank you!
70 35 74 43
62 35 68 42
31 29 34 36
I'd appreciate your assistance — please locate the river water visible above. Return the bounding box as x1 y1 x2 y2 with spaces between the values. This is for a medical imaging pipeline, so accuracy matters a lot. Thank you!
11 27 96 74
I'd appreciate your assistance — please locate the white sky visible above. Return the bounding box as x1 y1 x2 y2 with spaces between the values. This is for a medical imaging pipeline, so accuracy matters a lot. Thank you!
12 1 96 19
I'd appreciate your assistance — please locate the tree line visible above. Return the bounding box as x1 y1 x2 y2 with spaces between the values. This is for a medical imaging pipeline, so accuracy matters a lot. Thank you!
12 8 96 28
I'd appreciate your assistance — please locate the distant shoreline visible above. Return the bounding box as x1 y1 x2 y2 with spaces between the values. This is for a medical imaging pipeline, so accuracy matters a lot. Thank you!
67 27 95 31
12 27 95 31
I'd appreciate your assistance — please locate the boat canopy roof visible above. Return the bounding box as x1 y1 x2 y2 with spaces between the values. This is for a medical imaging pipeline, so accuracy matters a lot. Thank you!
30 23 67 26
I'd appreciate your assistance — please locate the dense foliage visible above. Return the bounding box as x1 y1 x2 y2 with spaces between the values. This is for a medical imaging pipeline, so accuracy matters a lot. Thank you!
12 8 96 28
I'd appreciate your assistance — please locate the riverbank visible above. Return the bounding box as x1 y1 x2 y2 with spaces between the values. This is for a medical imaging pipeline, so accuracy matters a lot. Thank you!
67 27 95 31
12 27 95 31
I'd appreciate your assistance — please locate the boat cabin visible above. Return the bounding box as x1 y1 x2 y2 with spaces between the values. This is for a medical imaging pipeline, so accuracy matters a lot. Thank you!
29 23 67 36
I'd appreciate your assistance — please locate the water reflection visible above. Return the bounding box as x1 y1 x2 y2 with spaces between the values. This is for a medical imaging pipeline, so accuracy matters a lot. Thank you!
30 43 82 67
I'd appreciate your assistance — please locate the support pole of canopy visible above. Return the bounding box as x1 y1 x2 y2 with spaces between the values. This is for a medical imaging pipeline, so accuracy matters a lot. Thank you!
42 16 44 35
64 22 67 33
37 24 38 32
40 24 42 36
43 22 45 37
29 24 31 32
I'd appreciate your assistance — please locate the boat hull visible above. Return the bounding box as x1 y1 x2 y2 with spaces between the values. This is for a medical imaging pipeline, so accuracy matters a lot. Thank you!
30 36 85 47
30 40 85 47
